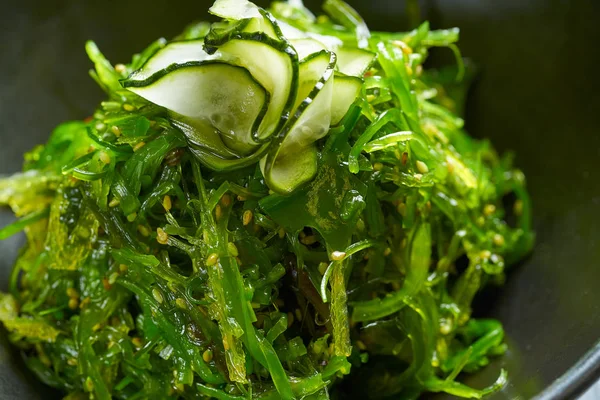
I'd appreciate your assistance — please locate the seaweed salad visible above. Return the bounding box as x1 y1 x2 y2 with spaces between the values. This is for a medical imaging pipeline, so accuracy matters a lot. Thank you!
0 0 534 398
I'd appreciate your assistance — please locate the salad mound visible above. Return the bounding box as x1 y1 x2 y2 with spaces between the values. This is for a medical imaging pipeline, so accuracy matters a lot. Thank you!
0 0 534 399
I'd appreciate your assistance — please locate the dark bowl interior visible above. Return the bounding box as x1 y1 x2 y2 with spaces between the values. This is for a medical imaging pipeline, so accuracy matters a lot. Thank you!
1 0 599 399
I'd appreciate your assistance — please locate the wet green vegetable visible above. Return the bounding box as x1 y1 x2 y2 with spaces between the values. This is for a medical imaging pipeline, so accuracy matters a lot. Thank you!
0 0 534 399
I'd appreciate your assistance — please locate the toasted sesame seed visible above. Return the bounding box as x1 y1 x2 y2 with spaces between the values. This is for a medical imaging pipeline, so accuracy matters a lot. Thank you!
397 202 407 217
123 103 136 112
384 247 392 256
98 151 111 164
493 234 505 247
416 160 429 174
152 288 164 304
132 141 145 152
137 225 150 237
278 227 286 239
175 298 187 309
514 199 524 216
301 235 318 245
401 152 409 165
95 122 106 132
163 195 172 211
295 308 303 322
102 278 112 291
127 213 137 222
483 204 496 216
114 64 126 73
318 262 328 275
227 242 239 257
373 162 384 171
222 337 230 351
215 205 222 221
287 312 295 328
108 272 119 285
68 298 79 310
67 358 78 366
111 125 121 136
66 287 78 298
356 340 367 351
330 251 346 261
206 253 219 267
242 210 253 226
202 349 213 363
220 194 231 207
85 377 94 392
480 250 492 260
131 337 143 348
79 297 91 309
109 198 120 208
237 195 247 201
119 264 128 273
157 227 169 245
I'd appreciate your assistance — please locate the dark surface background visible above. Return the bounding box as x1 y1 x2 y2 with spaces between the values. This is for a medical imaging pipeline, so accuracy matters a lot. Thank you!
1 0 600 399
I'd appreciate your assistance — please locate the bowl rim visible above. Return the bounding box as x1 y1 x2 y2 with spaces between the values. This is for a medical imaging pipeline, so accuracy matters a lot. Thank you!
534 340 600 400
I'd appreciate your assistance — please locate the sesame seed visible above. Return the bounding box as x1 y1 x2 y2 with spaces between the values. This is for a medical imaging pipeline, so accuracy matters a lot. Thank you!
108 198 120 208
119 264 128 273
414 173 423 181
98 151 111 164
163 195 172 211
215 205 222 221
483 204 496 216
126 213 137 222
287 312 295 328
67 358 78 366
131 337 143 348
123 104 136 112
115 64 126 73
85 377 94 392
227 242 239 257
480 250 492 260
356 340 367 351
476 216 486 227
330 251 346 261
68 298 79 310
493 234 505 247
111 125 121 136
132 142 145 152
401 152 409 165
222 337 230 351
95 122 106 132
79 297 91 309
384 247 392 256
242 210 253 226
397 202 407 217
301 235 318 245
152 288 164 304
206 253 219 267
295 308 303 322
175 298 187 309
157 228 169 245
108 272 119 285
373 162 384 171
66 287 78 298
318 262 328 275
416 160 429 174
137 225 150 237
514 199 524 216
202 349 213 363
237 195 247 201
220 194 231 207
278 227 286 239
102 278 112 291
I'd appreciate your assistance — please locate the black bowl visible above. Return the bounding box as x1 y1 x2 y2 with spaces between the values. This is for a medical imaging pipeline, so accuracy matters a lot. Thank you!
1 0 599 399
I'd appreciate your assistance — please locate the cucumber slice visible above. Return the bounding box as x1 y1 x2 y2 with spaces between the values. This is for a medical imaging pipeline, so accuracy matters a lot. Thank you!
331 74 363 125
172 117 271 171
261 50 336 194
290 38 327 61
126 40 214 82
209 0 261 20
124 61 268 154
206 35 298 142
335 47 376 77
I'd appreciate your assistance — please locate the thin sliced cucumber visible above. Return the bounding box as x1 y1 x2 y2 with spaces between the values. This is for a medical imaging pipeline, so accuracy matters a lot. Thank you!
125 40 214 82
262 50 336 194
290 38 327 61
332 74 363 125
335 47 376 77
205 34 298 142
172 117 271 171
124 61 268 154
209 0 261 20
